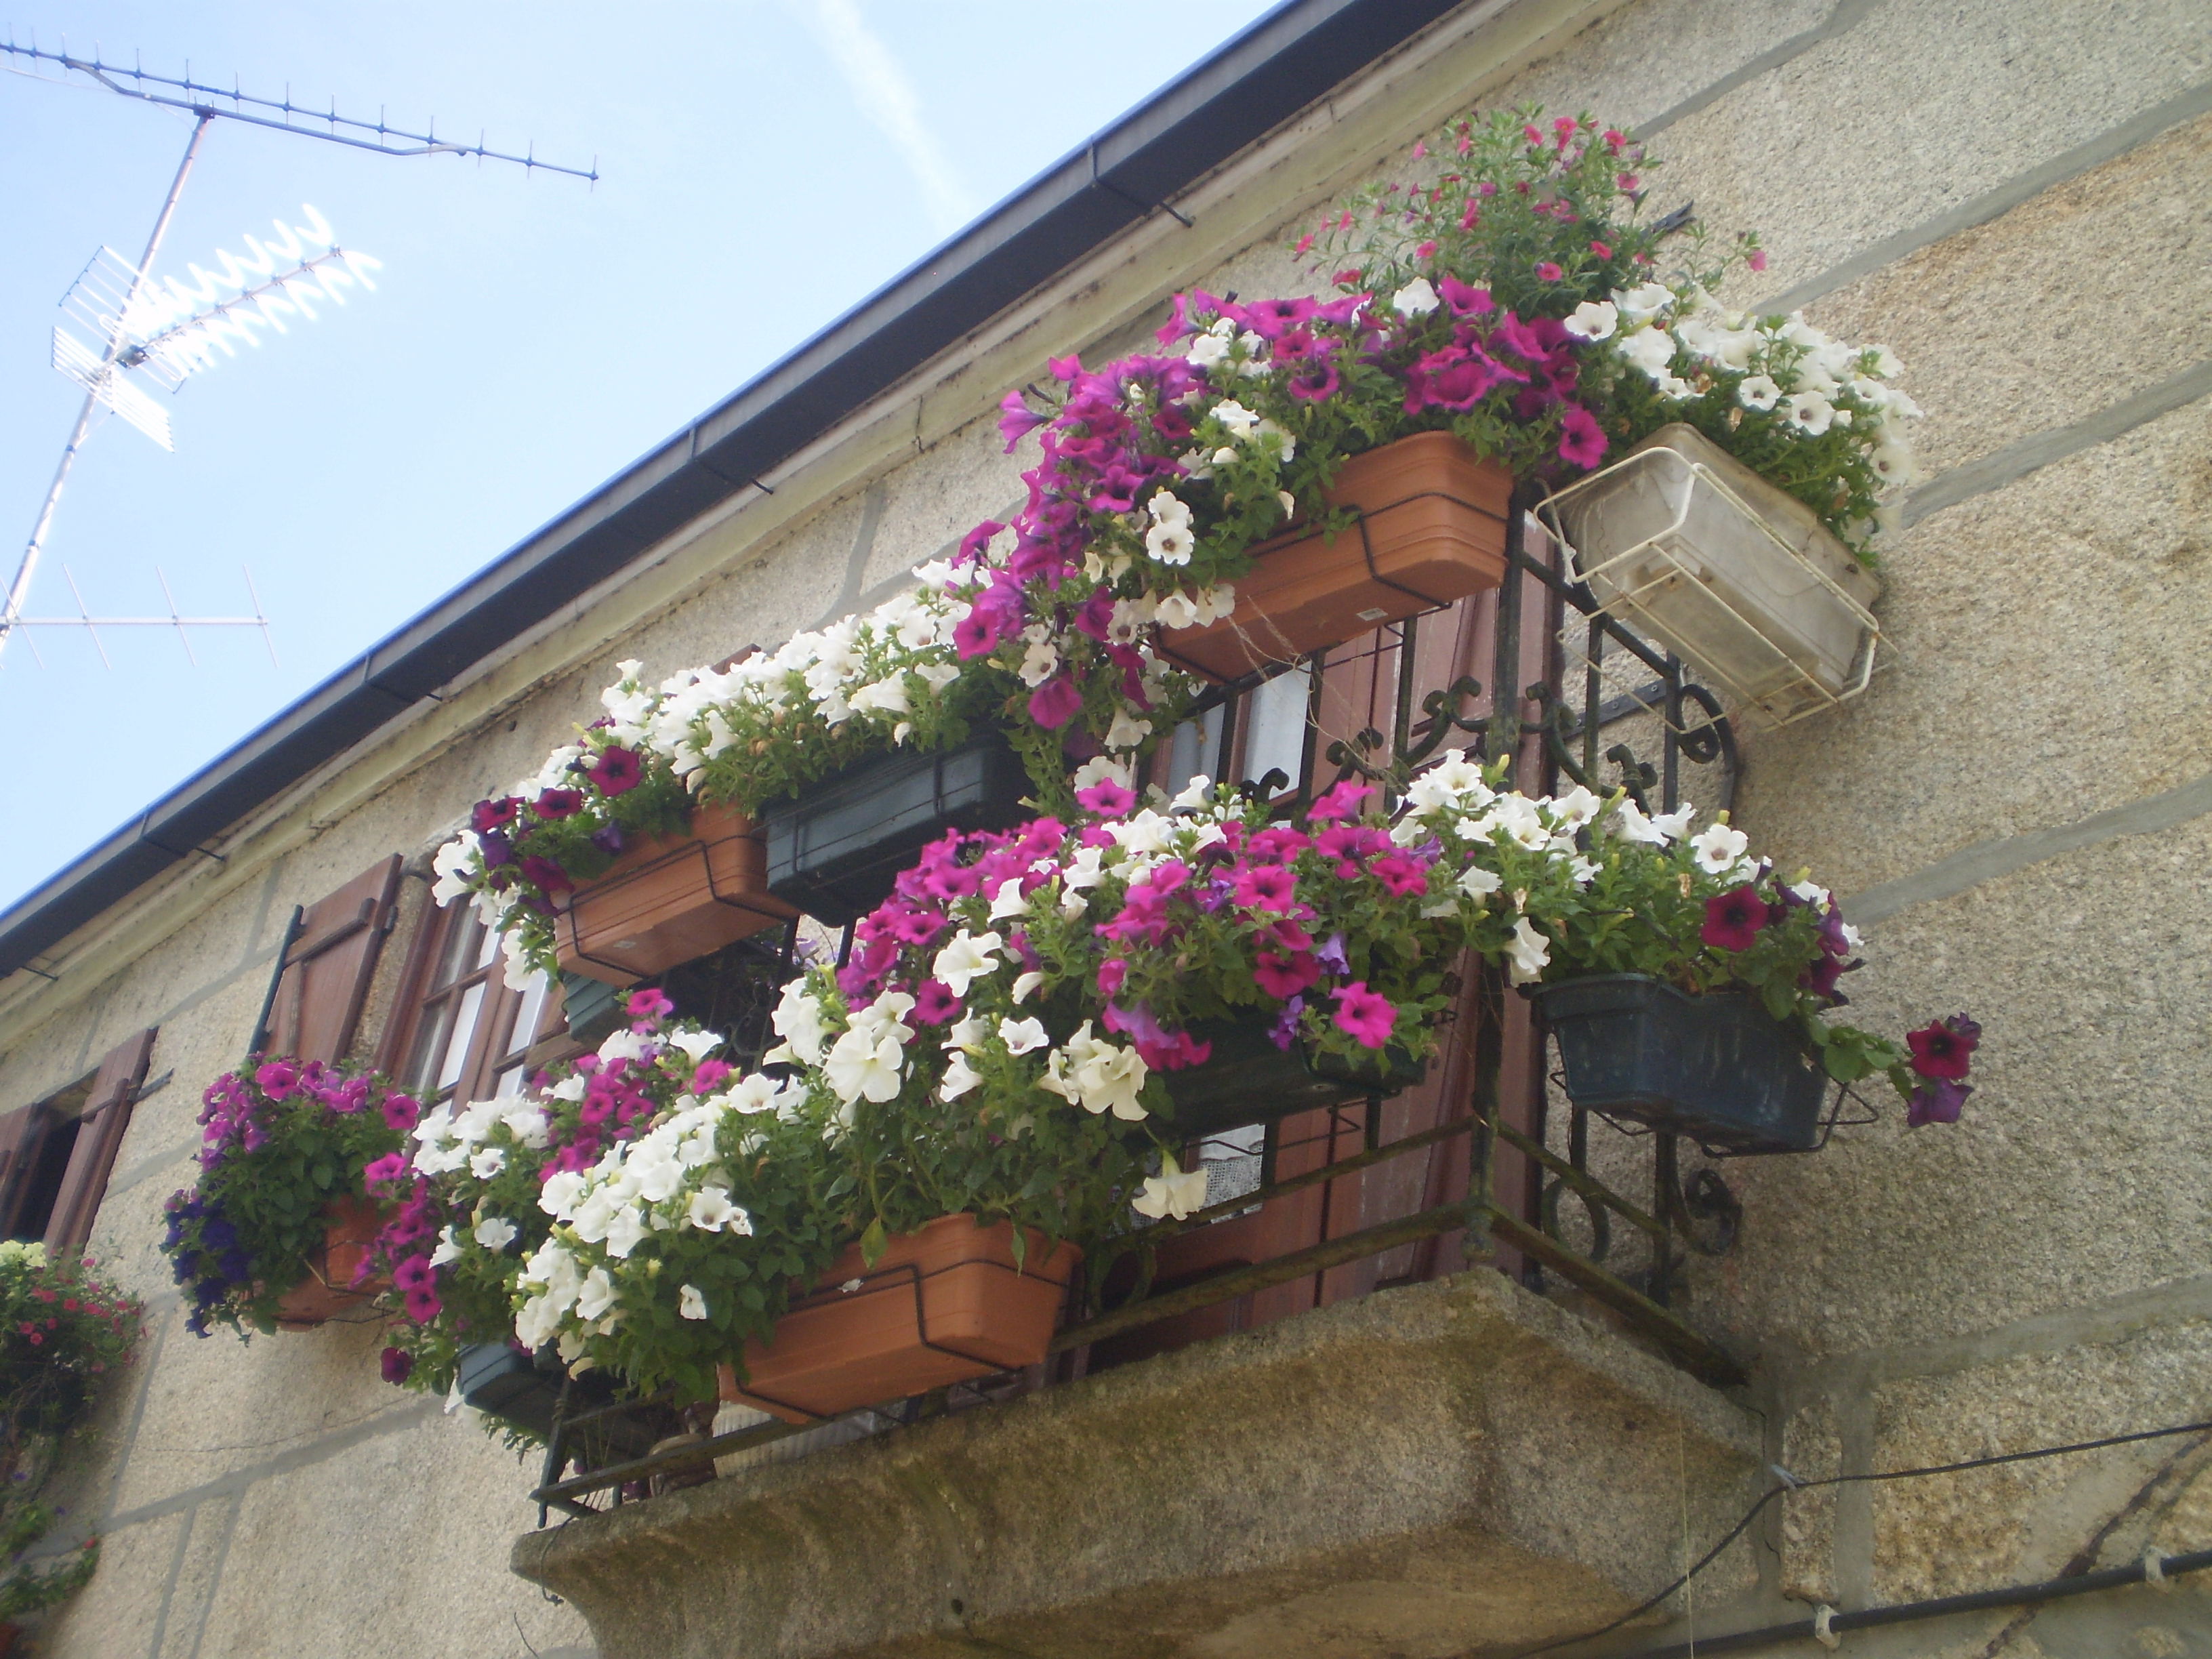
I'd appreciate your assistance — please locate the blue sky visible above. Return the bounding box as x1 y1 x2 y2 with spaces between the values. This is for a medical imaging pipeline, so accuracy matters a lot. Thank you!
0 0 1277 910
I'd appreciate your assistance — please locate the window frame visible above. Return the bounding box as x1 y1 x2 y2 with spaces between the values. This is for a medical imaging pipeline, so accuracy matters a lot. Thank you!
377 897 566 1109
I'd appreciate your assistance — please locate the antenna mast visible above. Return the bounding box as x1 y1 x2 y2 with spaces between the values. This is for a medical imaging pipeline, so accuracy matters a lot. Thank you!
0 35 596 669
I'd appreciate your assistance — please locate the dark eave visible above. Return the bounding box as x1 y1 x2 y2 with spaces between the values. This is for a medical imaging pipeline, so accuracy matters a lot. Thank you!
0 0 1467 981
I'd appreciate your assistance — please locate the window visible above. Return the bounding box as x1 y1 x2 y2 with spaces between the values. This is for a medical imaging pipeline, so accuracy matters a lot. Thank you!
382 901 566 1108
0 1029 156 1250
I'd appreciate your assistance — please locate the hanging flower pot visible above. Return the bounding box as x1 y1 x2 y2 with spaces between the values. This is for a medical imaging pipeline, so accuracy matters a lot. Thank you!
761 729 1030 926
458 1343 667 1458
1533 974 1831 1155
1540 424 1881 728
718 1214 1079 1423
1157 431 1512 681
273 1197 390 1330
557 800 797 988
1161 1015 1429 1141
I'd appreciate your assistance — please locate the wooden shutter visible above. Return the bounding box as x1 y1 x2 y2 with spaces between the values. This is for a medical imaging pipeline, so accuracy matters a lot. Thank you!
43 1029 156 1253
253 857 404 1065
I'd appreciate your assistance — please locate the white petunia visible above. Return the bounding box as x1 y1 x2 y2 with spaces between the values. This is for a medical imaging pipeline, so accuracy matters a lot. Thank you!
988 877 1030 922
678 1284 709 1321
1145 520 1196 565
469 1146 506 1180
1131 1153 1209 1221
687 1187 749 1233
1010 970 1044 1005
1563 300 1617 341
603 1206 649 1261
539 1170 587 1220
429 1227 462 1268
1689 822 1751 874
1391 278 1439 316
1616 326 1677 377
931 930 1004 998
764 978 830 1067
575 1268 618 1324
1738 374 1783 411
939 1052 983 1102
474 1216 520 1252
1782 392 1835 435
1612 282 1675 325
1000 1017 1050 1055
823 1026 907 1107
1507 917 1552 985
1458 865 1504 900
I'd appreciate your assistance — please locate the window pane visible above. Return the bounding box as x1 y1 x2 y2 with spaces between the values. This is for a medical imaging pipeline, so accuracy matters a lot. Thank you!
437 983 487 1094
407 997 457 1096
506 974 552 1060
434 915 483 992
474 922 501 970
1244 668 1313 794
493 1061 528 1099
1167 704 1225 796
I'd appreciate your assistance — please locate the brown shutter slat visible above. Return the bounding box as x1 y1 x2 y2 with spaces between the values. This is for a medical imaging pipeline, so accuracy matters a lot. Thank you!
256 856 404 1065
43 1029 156 1253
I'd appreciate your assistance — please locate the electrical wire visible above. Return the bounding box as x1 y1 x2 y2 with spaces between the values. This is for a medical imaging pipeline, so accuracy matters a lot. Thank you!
1504 1417 2212 1658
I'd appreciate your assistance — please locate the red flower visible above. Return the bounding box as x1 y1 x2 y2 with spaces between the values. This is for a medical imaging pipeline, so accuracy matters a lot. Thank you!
587 745 644 795
535 787 584 819
1535 261 1564 282
1700 886 1771 952
470 797 522 834
518 855 573 895
1906 1015 1980 1080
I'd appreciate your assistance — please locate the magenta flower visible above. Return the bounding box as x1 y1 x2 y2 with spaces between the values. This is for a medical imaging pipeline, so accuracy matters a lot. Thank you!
1748 249 1768 272
535 787 583 819
1437 274 1494 316
588 746 643 796
1076 779 1136 816
626 987 675 1026
888 905 949 947
380 1347 413 1386
1331 983 1397 1049
1247 827 1311 862
403 1286 442 1324
1906 1015 1980 1080
1700 886 1770 952
998 393 1045 452
392 1256 436 1295
1307 779 1377 825
1254 950 1321 1000
1368 854 1430 897
255 1061 300 1101
1589 240 1613 260
1028 674 1084 729
1536 261 1563 282
362 1152 409 1191
692 1059 733 1092
914 980 962 1025
381 1094 421 1134
1097 959 1128 998
519 856 573 895
1558 405 1608 470
1233 864 1298 912
471 797 521 834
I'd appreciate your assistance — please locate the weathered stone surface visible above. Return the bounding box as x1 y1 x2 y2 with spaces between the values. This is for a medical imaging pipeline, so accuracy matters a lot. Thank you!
514 1271 1762 1659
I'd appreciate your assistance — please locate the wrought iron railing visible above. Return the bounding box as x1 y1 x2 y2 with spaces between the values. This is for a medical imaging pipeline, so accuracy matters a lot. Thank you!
528 487 1759 1521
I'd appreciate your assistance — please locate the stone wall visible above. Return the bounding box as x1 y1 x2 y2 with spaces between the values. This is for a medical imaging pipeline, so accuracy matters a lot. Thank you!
1 0 2207 1652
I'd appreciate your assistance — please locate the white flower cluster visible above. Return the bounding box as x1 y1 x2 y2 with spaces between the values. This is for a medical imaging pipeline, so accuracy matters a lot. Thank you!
651 561 975 771
1595 284 1922 485
512 1065 798 1357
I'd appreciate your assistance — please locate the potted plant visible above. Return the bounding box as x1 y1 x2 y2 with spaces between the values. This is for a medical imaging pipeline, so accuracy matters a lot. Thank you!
1380 764 1981 1151
161 1061 409 1336
0 1243 141 1643
430 663 793 989
975 106 1916 691
361 991 733 1409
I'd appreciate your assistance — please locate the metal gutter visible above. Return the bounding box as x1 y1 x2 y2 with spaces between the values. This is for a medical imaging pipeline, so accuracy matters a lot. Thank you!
0 0 1467 982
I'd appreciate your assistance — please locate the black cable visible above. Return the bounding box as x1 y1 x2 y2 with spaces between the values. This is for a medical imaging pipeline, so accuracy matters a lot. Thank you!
1504 1417 2212 1658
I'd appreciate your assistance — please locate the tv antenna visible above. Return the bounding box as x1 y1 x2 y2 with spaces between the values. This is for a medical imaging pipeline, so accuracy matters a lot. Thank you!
0 35 598 670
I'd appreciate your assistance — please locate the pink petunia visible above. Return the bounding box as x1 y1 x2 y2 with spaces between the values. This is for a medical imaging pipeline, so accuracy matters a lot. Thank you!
1076 779 1136 816
1368 855 1431 897
1233 864 1298 912
914 980 962 1025
1535 262 1563 282
1307 779 1377 825
1254 950 1322 1000
1331 983 1397 1049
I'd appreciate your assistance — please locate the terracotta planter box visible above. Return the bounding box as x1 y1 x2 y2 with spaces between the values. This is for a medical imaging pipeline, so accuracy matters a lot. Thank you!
1158 431 1513 681
556 800 797 989
274 1197 388 1330
719 1214 1080 1423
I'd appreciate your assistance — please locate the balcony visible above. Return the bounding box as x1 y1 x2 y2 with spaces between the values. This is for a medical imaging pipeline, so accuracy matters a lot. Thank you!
510 510 1782 1658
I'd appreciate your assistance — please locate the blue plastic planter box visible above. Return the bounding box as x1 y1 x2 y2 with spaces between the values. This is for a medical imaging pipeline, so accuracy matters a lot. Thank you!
1534 974 1828 1154
1160 1015 1427 1141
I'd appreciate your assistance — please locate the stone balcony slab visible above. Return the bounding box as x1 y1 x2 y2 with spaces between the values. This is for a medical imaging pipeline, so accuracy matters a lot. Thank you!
512 1268 1763 1659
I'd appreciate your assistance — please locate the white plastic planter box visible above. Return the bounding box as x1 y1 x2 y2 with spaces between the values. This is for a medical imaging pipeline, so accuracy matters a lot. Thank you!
1541 424 1881 727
